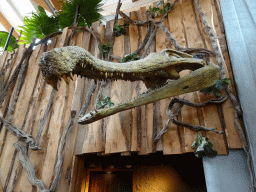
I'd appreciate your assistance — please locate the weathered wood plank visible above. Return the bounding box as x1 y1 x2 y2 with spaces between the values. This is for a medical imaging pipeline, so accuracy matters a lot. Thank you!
182 0 227 155
6 43 47 192
53 32 78 191
81 23 106 154
104 18 131 154
137 5 156 155
1 43 43 191
162 0 185 155
13 40 57 192
39 31 71 189
74 31 92 155
154 1 171 152
0 43 40 190
129 11 142 152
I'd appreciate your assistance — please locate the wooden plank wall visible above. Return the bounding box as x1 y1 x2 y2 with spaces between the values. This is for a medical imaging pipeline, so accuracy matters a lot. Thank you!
0 0 243 191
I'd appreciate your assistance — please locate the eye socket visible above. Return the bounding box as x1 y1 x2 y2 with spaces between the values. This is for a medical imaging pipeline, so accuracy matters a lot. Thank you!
163 49 193 58
165 50 181 58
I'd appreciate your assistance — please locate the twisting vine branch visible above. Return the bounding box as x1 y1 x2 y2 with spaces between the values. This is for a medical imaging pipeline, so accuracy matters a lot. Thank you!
0 116 40 150
14 141 49 192
154 96 227 143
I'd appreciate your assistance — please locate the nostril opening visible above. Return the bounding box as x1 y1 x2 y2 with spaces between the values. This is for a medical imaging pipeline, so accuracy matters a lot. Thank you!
183 86 189 90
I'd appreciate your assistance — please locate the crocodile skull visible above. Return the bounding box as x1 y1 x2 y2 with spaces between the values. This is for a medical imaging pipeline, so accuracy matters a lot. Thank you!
38 46 220 124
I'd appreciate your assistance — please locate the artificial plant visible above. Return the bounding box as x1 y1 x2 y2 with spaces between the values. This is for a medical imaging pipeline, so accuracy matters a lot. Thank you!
98 43 111 57
113 23 129 37
57 0 103 29
200 78 231 96
148 1 173 17
18 0 103 45
191 132 217 158
18 6 60 45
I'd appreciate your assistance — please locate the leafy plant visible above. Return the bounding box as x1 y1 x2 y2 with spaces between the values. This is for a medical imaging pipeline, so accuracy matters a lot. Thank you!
0 31 19 52
18 6 60 45
148 1 173 17
99 43 111 57
191 132 217 158
18 0 103 45
113 23 129 37
200 78 231 96
122 53 140 63
57 0 103 29
96 94 114 109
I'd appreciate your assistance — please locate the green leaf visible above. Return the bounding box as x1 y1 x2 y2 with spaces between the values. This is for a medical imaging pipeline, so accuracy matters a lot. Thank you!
149 5 152 11
223 78 231 85
156 1 163 8
0 31 19 52
152 7 158 12
158 9 164 14
154 12 159 17
58 0 103 28
165 3 171 10
17 5 60 44
191 141 198 149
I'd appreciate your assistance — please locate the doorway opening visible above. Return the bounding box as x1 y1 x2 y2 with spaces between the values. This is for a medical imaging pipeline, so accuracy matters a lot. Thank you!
77 152 207 192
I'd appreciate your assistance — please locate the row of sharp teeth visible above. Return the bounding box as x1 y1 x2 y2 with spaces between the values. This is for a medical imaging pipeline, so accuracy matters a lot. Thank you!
59 72 73 84
79 63 166 79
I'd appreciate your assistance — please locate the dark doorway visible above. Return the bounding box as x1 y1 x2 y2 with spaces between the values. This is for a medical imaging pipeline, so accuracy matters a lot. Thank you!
89 171 133 192
81 152 207 192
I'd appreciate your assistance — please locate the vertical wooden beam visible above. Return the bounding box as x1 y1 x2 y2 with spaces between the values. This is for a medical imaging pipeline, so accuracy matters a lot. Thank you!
0 12 18 38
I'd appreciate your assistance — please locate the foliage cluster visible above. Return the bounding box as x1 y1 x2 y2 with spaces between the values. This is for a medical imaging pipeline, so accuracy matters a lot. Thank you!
191 133 217 158
200 78 231 96
98 43 111 57
122 53 140 63
96 95 114 109
148 1 173 17
113 23 129 37
18 6 59 45
58 0 103 29
18 0 103 45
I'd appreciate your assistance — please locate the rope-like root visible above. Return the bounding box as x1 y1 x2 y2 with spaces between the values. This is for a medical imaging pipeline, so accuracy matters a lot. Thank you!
0 117 41 151
154 95 227 143
14 141 49 192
